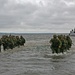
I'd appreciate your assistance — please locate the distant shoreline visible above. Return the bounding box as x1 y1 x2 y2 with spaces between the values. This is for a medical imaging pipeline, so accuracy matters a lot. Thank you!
0 32 69 35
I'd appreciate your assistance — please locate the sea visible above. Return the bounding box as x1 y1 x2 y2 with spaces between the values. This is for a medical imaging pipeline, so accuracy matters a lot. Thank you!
0 33 75 75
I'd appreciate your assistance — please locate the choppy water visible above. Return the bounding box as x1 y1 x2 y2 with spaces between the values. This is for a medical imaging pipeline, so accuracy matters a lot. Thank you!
0 33 75 75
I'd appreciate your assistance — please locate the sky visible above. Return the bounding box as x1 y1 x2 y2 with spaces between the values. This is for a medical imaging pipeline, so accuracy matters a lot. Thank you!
0 0 75 33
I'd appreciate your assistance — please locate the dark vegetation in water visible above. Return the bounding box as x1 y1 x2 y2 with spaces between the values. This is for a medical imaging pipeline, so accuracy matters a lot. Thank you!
0 34 25 51
50 34 72 54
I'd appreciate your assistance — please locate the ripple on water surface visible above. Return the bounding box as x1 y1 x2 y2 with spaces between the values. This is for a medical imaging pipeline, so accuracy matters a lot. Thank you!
0 35 75 75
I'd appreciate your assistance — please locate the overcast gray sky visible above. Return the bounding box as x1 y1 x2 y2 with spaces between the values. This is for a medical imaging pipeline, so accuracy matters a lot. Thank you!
0 0 75 33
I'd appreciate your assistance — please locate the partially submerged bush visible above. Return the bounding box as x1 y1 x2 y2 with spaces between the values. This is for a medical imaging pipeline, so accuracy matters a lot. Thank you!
50 34 72 54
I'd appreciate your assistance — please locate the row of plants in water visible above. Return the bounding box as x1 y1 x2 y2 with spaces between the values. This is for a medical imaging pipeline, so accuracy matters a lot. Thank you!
50 34 72 54
0 34 25 51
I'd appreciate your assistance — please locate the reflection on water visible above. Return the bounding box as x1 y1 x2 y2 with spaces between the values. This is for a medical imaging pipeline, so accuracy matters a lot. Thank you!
0 34 75 75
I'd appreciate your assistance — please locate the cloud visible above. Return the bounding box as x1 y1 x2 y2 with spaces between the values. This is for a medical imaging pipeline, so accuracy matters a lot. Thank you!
0 0 75 33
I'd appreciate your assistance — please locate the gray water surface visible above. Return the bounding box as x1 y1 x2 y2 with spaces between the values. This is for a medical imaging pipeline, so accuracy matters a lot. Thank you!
0 34 75 75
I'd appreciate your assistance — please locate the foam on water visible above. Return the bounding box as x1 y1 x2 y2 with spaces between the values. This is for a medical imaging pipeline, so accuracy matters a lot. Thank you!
0 34 75 75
